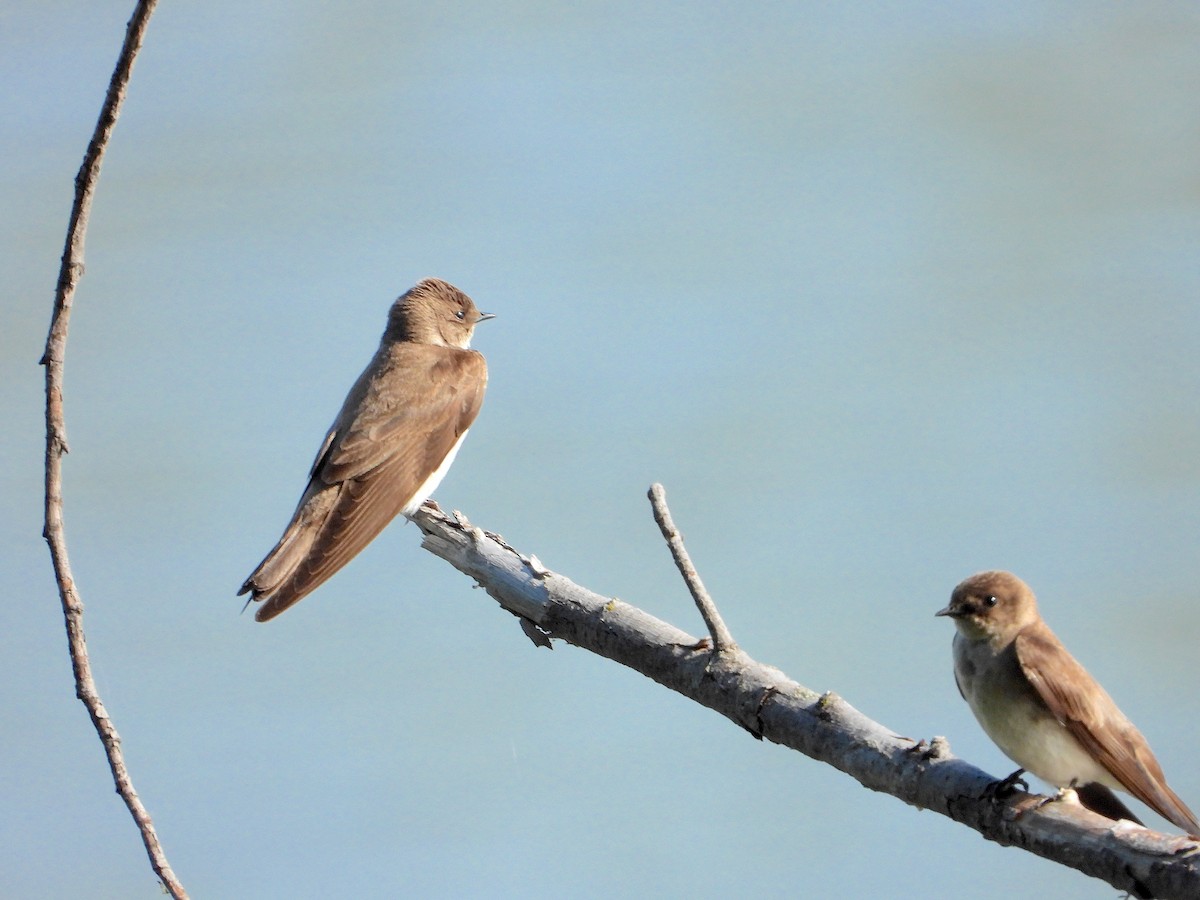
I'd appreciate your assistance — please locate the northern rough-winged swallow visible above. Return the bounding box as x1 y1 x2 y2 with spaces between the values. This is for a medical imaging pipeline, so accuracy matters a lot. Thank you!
936 570 1199 835
239 278 492 622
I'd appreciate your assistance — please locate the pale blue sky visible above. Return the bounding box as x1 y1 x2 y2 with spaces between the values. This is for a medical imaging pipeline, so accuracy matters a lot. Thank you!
4 3 1200 897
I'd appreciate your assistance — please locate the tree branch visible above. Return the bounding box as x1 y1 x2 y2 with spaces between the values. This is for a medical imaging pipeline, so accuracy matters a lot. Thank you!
647 482 736 651
40 3 187 898
411 503 1200 900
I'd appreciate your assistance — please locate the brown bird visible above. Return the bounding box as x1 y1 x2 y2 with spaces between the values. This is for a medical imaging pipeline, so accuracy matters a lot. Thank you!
936 570 1199 835
240 278 492 621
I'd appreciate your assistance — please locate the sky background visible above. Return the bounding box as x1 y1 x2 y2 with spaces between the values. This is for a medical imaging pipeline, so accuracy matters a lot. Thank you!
4 2 1200 897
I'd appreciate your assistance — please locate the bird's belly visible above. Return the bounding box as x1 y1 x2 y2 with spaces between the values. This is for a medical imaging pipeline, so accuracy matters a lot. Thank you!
962 664 1117 790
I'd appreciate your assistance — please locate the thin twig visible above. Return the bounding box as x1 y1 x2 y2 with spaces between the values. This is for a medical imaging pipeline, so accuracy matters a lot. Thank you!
40 3 187 898
647 482 737 651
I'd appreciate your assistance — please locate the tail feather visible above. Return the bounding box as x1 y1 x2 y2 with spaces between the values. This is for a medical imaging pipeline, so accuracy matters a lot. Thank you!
1075 783 1143 826
239 483 341 619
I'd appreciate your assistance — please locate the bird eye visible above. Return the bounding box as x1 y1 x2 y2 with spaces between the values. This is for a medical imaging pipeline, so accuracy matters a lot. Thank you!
455 310 466 320
982 595 998 608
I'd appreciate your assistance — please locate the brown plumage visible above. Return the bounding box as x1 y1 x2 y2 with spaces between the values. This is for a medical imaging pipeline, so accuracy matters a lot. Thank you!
240 278 491 621
937 570 1199 835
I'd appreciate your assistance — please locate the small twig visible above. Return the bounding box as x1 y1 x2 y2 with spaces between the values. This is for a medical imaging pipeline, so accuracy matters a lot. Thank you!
40 3 187 898
647 483 737 651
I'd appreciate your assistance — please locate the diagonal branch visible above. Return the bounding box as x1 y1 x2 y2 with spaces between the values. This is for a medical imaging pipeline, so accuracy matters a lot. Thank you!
40 3 187 898
647 482 736 651
411 502 1200 900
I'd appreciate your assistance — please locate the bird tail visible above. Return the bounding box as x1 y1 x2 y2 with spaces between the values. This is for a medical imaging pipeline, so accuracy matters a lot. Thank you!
1075 783 1143 827
238 484 339 621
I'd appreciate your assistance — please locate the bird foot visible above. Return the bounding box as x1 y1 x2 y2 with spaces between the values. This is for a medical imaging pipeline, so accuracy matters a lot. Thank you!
984 768 1029 801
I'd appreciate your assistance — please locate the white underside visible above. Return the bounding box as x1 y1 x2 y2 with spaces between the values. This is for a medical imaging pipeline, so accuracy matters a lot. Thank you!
977 694 1116 788
401 429 468 517
953 634 1118 790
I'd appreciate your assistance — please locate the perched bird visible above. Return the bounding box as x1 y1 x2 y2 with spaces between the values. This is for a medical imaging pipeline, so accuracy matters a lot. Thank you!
240 278 492 622
936 570 1199 835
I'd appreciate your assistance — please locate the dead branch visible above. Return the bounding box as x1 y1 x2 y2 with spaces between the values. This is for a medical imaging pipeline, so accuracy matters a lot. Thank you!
411 502 1200 900
40 2 187 897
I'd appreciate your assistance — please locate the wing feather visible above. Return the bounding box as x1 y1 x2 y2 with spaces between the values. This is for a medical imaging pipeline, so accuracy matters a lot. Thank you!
1016 628 1199 834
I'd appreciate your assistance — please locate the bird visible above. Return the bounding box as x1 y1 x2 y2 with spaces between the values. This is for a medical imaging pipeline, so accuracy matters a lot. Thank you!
239 278 492 622
936 570 1199 835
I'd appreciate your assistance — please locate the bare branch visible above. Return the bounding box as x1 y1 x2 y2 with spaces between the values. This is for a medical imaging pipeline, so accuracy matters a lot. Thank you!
40 3 188 898
411 503 1200 900
647 482 736 651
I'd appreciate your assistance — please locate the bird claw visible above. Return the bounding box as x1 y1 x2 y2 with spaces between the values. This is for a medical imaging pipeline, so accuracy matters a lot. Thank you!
984 768 1029 801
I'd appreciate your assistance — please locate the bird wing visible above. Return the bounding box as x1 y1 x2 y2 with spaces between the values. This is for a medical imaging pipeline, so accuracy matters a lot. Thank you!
245 345 487 620
318 344 487 485
1015 627 1199 834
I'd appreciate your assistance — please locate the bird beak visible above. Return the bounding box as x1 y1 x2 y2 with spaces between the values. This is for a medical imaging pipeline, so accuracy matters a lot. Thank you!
476 312 496 323
934 605 955 618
